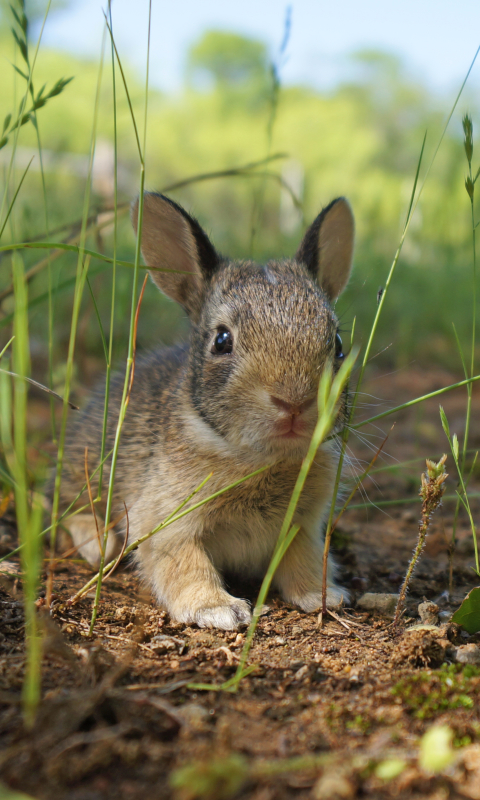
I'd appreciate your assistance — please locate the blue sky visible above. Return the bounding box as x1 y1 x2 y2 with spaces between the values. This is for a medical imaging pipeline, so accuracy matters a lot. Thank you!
40 0 480 96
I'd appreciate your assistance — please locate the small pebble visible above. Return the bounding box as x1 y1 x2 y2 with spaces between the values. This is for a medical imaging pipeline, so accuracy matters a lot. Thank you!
357 592 398 616
438 610 451 623
418 600 439 625
454 644 480 665
177 703 209 728
293 664 309 681
313 773 354 799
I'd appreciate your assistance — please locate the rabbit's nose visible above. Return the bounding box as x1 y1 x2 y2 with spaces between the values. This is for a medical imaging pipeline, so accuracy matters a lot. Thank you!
270 395 315 416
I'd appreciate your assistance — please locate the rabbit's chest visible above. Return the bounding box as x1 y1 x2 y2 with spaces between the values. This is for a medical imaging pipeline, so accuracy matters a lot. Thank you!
203 459 333 572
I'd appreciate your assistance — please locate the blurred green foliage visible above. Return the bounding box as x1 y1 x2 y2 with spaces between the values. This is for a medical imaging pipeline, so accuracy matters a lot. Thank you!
0 25 478 394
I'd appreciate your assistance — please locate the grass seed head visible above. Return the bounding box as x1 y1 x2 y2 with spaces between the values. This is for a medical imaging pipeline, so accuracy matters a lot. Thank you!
463 113 474 164
421 454 447 511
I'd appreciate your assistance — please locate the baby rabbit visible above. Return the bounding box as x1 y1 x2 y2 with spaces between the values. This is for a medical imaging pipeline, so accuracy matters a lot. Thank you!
59 191 354 630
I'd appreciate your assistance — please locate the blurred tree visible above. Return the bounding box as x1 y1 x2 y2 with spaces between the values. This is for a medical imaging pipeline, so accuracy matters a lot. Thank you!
186 30 269 91
0 0 70 33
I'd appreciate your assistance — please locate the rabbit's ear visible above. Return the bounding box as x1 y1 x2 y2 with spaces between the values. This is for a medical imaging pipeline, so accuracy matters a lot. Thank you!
295 198 354 301
131 192 220 321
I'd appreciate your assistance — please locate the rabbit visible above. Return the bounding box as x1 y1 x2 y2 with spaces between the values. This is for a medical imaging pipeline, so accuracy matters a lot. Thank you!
58 191 355 630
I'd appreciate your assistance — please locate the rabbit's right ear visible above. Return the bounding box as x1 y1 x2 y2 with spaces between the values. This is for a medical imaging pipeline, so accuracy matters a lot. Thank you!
131 192 220 321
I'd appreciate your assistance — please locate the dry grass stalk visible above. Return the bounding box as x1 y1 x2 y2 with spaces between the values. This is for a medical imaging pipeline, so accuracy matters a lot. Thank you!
394 455 448 628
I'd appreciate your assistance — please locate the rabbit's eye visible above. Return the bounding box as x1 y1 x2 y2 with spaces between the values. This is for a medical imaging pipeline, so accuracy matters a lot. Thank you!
335 333 344 360
212 328 233 355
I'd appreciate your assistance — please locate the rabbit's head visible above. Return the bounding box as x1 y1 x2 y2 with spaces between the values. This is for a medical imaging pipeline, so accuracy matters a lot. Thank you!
132 193 354 460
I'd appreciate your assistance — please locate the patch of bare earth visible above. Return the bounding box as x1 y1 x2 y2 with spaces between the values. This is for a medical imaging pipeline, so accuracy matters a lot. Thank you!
1 368 480 800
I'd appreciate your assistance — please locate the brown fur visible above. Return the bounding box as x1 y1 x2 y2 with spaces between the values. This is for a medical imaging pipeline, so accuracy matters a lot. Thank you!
58 192 355 629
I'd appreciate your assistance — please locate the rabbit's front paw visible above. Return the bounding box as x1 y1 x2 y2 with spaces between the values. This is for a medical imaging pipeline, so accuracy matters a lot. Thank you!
294 586 350 612
194 598 251 630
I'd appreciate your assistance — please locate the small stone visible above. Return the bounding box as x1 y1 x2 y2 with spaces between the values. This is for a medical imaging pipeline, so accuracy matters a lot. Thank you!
454 644 480 664
177 703 209 728
293 664 309 681
405 624 440 633
418 601 439 625
313 773 354 799
150 634 186 654
438 610 451 623
357 592 398 616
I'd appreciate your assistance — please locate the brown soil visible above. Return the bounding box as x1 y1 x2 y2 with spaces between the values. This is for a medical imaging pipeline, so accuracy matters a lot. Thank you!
1 367 480 800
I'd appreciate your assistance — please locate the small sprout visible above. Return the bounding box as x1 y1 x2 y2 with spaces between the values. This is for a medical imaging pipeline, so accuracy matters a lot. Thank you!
419 725 456 773
421 453 448 502
375 758 407 781
424 452 448 482
170 754 248 799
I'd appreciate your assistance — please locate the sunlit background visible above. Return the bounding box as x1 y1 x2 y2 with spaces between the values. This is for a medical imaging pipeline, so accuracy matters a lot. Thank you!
2 0 480 387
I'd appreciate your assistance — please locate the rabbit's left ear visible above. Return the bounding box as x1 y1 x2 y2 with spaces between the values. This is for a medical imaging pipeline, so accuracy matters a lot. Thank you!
295 198 354 301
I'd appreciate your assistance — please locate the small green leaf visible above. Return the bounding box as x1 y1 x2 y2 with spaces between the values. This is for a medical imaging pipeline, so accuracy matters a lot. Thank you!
463 114 474 163
10 5 28 34
375 758 407 781
2 114 11 134
170 754 248 798
0 136 8 150
48 76 74 98
439 406 450 438
465 176 474 200
451 587 480 634
11 27 28 64
11 63 28 81
419 725 456 773
452 434 459 461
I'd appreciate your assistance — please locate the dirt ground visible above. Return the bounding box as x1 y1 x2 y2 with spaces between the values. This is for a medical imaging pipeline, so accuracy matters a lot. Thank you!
1 367 480 800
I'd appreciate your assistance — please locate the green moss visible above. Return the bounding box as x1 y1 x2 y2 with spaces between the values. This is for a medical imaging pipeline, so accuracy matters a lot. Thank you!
392 663 480 719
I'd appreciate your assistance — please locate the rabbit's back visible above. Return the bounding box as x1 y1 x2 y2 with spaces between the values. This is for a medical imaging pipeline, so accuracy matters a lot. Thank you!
59 344 188 515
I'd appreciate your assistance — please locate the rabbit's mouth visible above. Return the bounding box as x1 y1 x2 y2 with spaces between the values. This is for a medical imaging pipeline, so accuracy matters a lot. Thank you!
273 417 311 440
